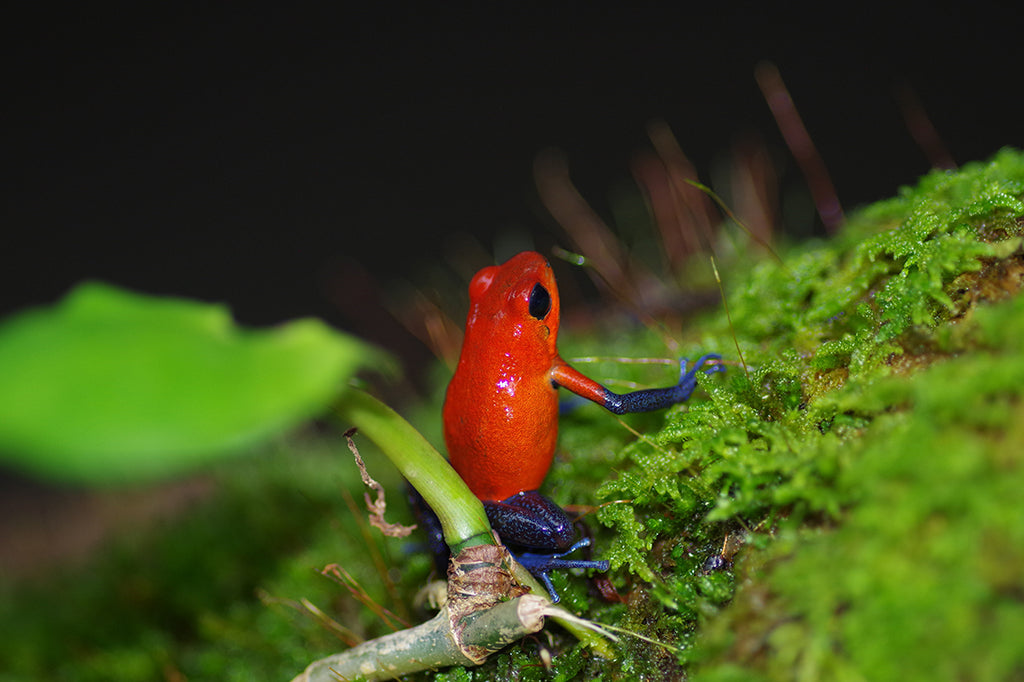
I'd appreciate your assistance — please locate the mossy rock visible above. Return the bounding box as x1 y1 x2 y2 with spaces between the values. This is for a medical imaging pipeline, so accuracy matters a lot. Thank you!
583 148 1024 681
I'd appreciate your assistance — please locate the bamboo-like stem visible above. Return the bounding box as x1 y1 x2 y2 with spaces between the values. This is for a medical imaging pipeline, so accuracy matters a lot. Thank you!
290 596 549 682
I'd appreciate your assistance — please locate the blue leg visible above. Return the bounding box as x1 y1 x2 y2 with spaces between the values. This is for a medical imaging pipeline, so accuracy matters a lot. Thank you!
515 538 610 603
407 484 451 575
484 491 608 603
603 353 724 415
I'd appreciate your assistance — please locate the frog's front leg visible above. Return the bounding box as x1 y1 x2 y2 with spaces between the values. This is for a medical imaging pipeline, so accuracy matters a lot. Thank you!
484 490 609 603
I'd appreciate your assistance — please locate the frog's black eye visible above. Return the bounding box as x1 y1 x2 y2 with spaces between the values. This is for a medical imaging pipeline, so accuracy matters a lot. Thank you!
528 283 551 320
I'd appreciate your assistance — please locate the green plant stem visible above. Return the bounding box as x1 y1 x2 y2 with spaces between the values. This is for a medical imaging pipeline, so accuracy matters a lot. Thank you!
335 388 492 554
290 596 549 682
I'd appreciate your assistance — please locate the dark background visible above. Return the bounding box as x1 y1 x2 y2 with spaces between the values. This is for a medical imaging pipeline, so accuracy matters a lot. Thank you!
3 5 1021 340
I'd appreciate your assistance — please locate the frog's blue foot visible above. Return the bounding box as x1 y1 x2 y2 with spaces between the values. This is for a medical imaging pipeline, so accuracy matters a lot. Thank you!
679 353 725 393
514 538 610 603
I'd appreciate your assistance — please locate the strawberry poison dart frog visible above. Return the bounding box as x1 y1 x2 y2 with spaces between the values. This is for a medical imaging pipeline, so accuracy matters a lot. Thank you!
426 251 722 601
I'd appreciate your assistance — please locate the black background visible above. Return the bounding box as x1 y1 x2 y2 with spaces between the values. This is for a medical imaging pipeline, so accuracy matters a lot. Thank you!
3 4 1021 340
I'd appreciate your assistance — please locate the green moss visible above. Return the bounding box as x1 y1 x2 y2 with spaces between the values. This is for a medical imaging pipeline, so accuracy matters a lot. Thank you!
693 291 1024 681
593 147 1024 681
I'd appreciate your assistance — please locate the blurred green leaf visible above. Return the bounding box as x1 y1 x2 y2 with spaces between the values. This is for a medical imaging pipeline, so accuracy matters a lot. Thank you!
0 282 386 483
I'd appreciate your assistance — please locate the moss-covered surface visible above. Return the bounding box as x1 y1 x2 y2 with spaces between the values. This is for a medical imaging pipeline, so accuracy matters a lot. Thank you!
2 148 1023 681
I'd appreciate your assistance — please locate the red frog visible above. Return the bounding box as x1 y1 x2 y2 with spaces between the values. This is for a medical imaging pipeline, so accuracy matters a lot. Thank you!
429 251 722 600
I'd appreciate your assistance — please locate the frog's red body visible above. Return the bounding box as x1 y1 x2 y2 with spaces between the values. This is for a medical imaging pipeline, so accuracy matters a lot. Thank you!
443 251 594 501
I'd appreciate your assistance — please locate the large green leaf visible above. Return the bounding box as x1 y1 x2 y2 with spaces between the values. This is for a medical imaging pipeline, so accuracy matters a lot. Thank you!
0 282 386 483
